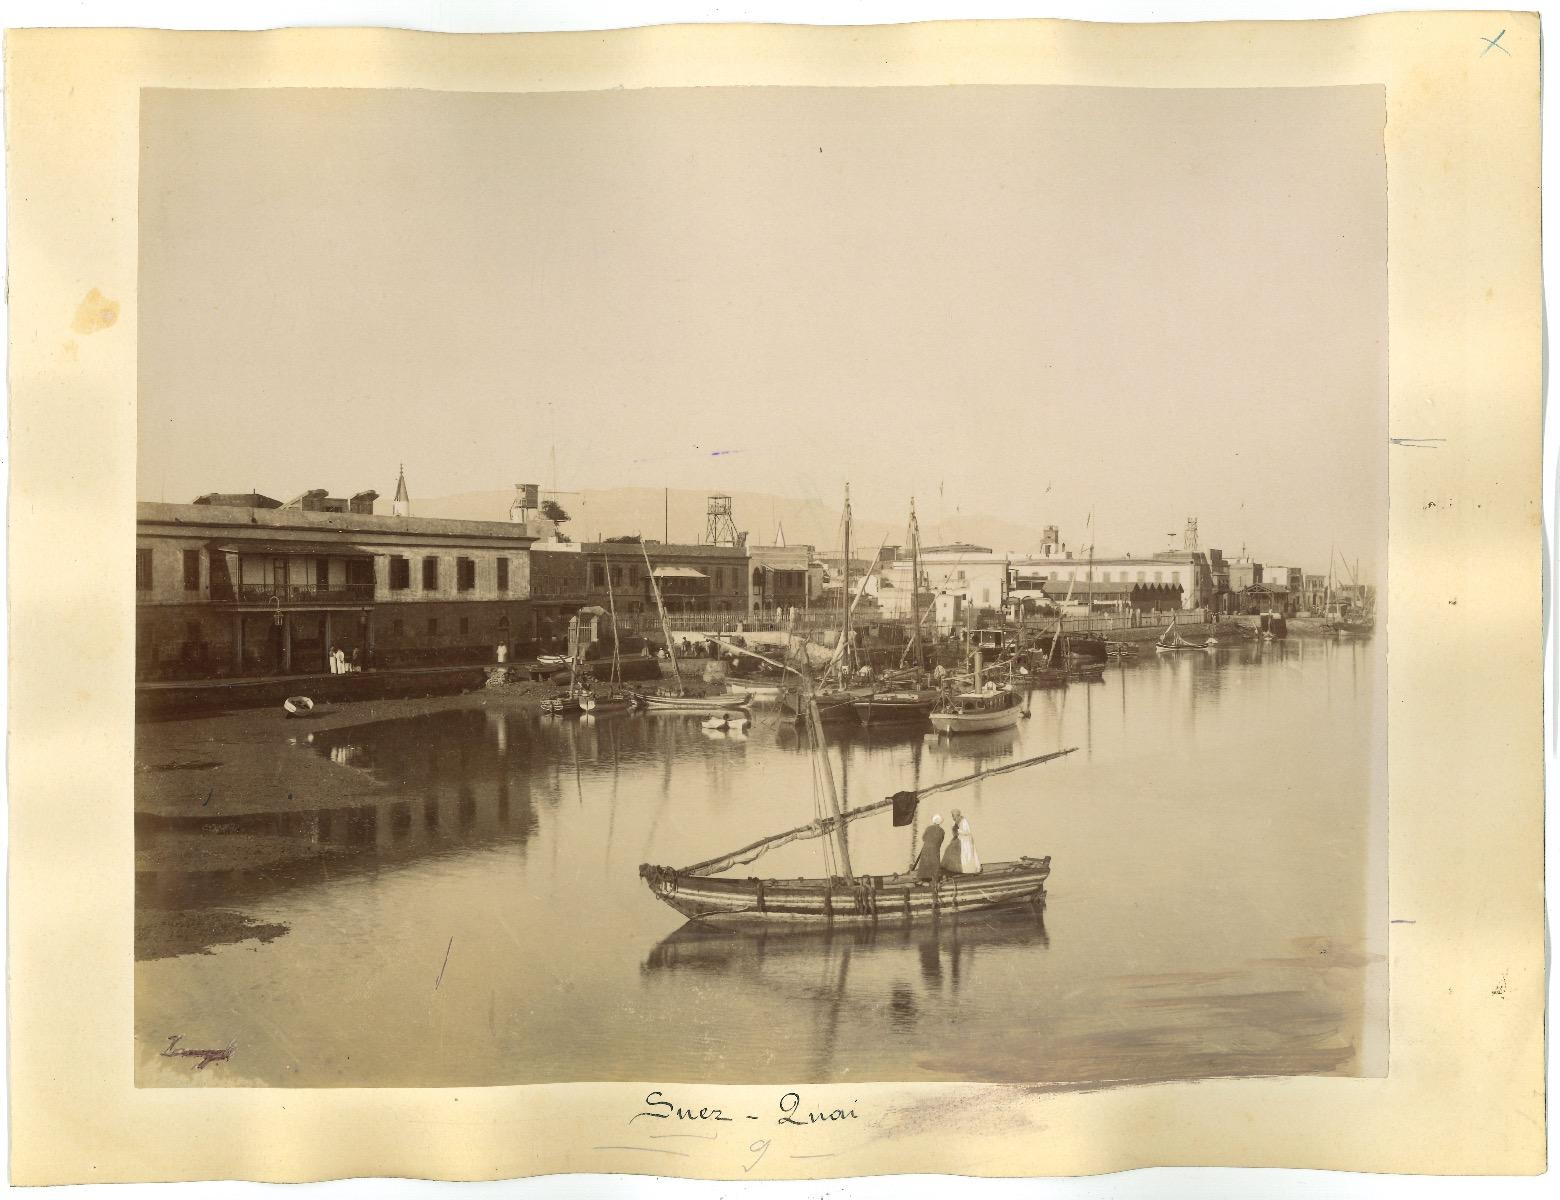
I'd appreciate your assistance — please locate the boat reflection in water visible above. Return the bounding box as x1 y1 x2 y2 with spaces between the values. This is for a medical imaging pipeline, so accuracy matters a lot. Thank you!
645 903 1048 972
643 906 1051 1038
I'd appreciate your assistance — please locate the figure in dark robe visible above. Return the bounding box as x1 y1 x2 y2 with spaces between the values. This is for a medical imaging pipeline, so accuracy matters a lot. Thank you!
915 815 945 883
941 808 965 874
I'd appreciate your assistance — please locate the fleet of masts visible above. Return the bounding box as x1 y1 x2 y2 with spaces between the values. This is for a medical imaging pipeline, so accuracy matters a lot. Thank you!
524 487 1371 928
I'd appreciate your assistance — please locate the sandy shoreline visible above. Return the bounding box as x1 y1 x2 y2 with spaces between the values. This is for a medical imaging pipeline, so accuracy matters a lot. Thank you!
134 683 552 820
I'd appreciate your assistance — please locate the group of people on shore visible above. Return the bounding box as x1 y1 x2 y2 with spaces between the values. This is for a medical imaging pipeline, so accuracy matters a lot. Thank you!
326 644 363 675
912 808 981 883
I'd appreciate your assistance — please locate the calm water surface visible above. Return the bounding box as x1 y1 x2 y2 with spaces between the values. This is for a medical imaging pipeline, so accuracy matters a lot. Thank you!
137 637 1385 1087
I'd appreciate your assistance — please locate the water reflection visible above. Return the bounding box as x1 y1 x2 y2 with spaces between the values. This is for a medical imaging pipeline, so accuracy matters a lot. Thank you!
136 635 1383 1087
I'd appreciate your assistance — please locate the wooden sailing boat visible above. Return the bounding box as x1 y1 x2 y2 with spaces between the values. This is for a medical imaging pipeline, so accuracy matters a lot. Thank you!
580 554 634 714
639 689 1074 925
1024 617 1071 686
1154 615 1196 652
782 484 870 724
629 539 751 711
854 498 939 726
541 614 591 714
1323 549 1374 636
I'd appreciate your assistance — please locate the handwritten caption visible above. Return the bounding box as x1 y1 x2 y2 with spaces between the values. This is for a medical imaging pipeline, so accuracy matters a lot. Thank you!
625 1090 861 1172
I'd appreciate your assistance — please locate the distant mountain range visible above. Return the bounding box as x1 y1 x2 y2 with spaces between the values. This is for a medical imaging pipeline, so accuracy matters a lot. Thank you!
416 486 1062 556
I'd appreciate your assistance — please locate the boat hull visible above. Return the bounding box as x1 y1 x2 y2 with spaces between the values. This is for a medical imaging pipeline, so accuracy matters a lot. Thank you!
639 857 1050 926
580 694 635 713
852 692 937 724
930 705 1024 734
781 689 864 724
633 690 751 711
729 680 783 698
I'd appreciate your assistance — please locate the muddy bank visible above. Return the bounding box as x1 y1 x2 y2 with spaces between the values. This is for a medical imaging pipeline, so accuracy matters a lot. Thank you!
135 908 292 962
135 686 548 820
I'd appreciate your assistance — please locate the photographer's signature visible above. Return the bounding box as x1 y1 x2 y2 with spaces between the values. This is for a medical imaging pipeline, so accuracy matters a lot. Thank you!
160 1035 236 1070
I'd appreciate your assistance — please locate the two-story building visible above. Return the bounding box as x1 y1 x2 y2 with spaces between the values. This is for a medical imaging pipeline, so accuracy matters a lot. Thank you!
529 538 751 623
136 485 544 679
749 543 815 616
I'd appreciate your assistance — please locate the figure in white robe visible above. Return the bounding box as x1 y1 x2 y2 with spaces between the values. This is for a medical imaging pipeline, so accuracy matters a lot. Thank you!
957 816 982 874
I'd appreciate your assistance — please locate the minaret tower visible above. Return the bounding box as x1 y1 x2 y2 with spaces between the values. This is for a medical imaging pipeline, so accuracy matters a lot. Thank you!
392 464 411 517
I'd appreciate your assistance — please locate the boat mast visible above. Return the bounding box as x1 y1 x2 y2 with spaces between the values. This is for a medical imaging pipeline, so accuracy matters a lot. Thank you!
1086 509 1094 637
680 746 1078 877
602 552 621 687
841 483 853 679
641 539 684 696
805 692 854 879
909 497 924 674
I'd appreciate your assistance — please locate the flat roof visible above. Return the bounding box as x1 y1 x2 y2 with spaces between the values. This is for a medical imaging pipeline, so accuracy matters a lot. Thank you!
137 501 542 546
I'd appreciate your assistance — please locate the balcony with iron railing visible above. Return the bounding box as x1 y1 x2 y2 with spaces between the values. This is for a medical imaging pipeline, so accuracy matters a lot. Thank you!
212 582 377 606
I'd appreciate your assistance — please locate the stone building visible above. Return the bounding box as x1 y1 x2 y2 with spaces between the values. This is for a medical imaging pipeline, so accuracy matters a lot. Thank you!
136 482 543 679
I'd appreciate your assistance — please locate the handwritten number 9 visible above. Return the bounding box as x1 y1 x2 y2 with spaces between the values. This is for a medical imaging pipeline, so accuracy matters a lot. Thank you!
744 1139 771 1173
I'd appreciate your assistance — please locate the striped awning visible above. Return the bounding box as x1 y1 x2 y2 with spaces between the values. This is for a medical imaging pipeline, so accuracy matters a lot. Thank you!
207 539 376 558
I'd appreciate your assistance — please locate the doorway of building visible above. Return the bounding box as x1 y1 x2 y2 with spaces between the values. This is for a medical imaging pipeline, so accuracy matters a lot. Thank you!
289 613 327 673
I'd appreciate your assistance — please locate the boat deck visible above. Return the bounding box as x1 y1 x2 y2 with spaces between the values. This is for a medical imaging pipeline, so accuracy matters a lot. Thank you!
640 857 1050 925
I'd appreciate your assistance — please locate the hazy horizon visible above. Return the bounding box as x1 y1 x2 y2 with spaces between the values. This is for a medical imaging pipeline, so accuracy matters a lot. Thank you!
139 85 1387 576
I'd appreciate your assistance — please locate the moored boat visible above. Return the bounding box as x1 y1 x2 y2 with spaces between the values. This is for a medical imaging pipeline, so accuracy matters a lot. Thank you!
579 691 635 714
1154 617 1197 652
852 689 938 725
930 685 1025 734
580 559 638 714
283 695 315 717
633 688 752 712
729 678 784 699
781 685 865 724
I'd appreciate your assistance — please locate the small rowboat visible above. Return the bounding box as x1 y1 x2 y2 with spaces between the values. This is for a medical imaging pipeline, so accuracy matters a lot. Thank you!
702 713 751 732
282 695 315 717
541 692 585 715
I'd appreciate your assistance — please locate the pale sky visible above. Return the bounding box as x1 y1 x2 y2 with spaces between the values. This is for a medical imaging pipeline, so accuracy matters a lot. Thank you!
139 85 1386 574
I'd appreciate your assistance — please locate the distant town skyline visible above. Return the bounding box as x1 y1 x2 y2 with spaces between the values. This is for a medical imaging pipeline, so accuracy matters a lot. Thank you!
139 84 1387 577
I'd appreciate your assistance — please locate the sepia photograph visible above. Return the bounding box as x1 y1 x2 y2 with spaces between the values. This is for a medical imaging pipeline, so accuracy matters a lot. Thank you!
130 81 1389 1091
